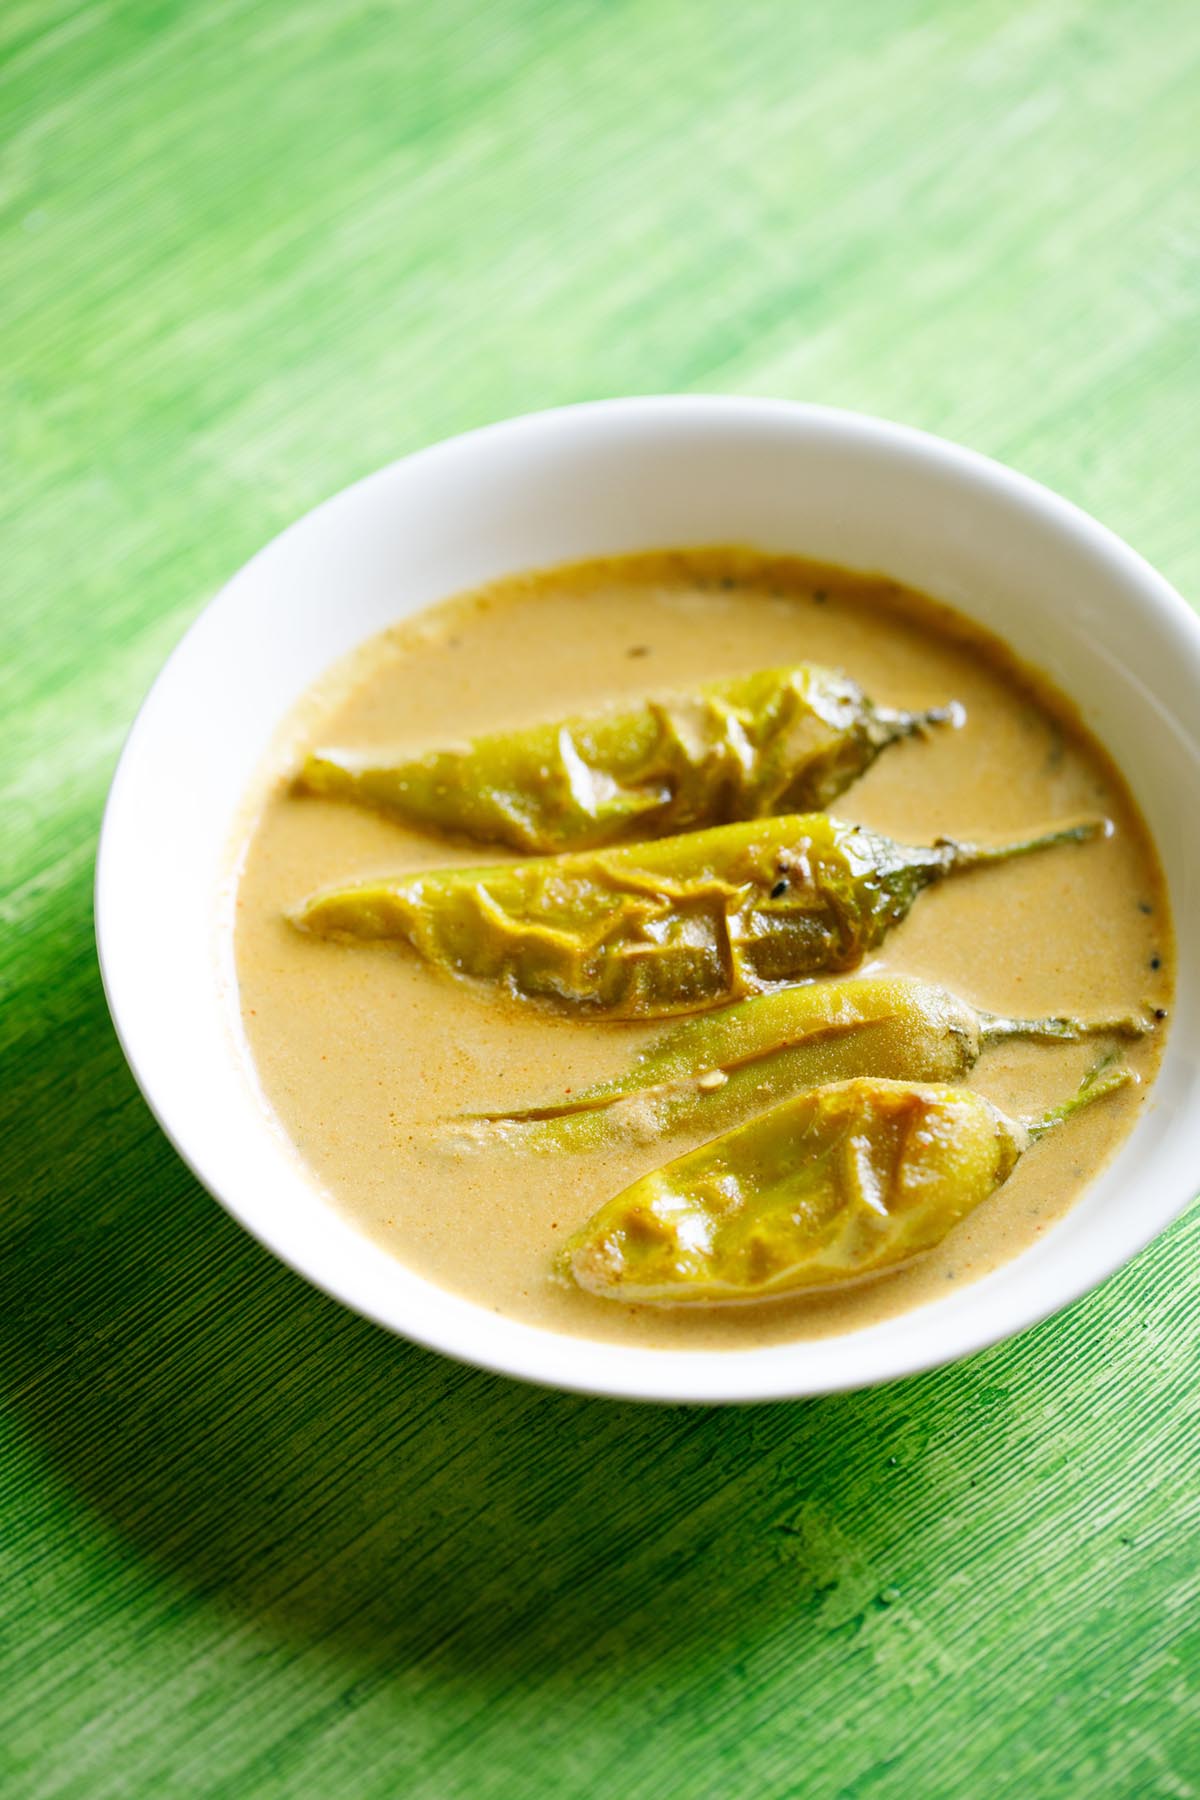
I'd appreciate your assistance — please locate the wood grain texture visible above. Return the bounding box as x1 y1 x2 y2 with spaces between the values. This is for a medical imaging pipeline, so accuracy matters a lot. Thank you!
2 2 1198 1795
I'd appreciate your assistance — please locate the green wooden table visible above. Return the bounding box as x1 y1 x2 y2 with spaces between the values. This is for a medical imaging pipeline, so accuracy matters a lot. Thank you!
4 4 1198 1794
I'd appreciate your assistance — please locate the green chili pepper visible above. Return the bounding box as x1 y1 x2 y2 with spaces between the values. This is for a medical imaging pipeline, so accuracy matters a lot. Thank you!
562 1060 1133 1303
292 813 1104 1019
296 666 959 853
463 975 1145 1150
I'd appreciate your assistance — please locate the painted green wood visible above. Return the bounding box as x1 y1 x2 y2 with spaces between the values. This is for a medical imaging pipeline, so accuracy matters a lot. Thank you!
3 1 1198 1794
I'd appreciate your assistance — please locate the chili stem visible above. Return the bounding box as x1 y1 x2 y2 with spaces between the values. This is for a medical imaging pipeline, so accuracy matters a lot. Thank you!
979 1009 1147 1046
1026 1056 1134 1140
870 700 965 745
936 818 1107 873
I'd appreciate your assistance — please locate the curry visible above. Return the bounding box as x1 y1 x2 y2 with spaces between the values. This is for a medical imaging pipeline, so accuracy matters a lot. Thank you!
232 548 1172 1349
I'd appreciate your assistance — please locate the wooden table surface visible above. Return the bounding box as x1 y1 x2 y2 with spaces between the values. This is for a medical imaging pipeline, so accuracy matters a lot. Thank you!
4 4 1198 1794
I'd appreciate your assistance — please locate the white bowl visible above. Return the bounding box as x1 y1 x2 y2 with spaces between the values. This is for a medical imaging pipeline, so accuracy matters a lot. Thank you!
96 398 1200 1403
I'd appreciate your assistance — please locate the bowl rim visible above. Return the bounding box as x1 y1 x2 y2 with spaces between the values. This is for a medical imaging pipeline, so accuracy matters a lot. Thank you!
95 394 1200 1403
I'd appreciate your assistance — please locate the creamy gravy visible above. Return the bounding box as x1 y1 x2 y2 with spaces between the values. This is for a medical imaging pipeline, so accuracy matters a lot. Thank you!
233 550 1172 1348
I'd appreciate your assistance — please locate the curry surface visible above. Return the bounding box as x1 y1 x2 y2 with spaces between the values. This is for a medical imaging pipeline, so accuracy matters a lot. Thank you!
233 550 1173 1348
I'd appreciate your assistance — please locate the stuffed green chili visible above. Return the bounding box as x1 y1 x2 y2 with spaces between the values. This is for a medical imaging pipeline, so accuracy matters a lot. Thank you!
292 812 1105 1019
464 974 1145 1149
562 1061 1132 1303
297 665 958 852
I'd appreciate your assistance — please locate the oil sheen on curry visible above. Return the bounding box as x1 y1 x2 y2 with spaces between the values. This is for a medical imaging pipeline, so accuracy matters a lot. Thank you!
233 549 1172 1349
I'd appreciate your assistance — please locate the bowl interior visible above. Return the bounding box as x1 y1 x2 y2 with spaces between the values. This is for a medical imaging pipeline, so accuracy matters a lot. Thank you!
96 399 1200 1401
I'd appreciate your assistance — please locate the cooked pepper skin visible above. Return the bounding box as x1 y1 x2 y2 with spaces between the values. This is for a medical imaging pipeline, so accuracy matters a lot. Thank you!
297 666 954 853
292 814 1101 1020
563 1060 1131 1303
564 1078 1026 1302
466 975 1142 1150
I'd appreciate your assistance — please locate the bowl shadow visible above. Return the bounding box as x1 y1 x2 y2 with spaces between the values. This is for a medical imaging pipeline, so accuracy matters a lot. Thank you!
2 876 1004 1694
